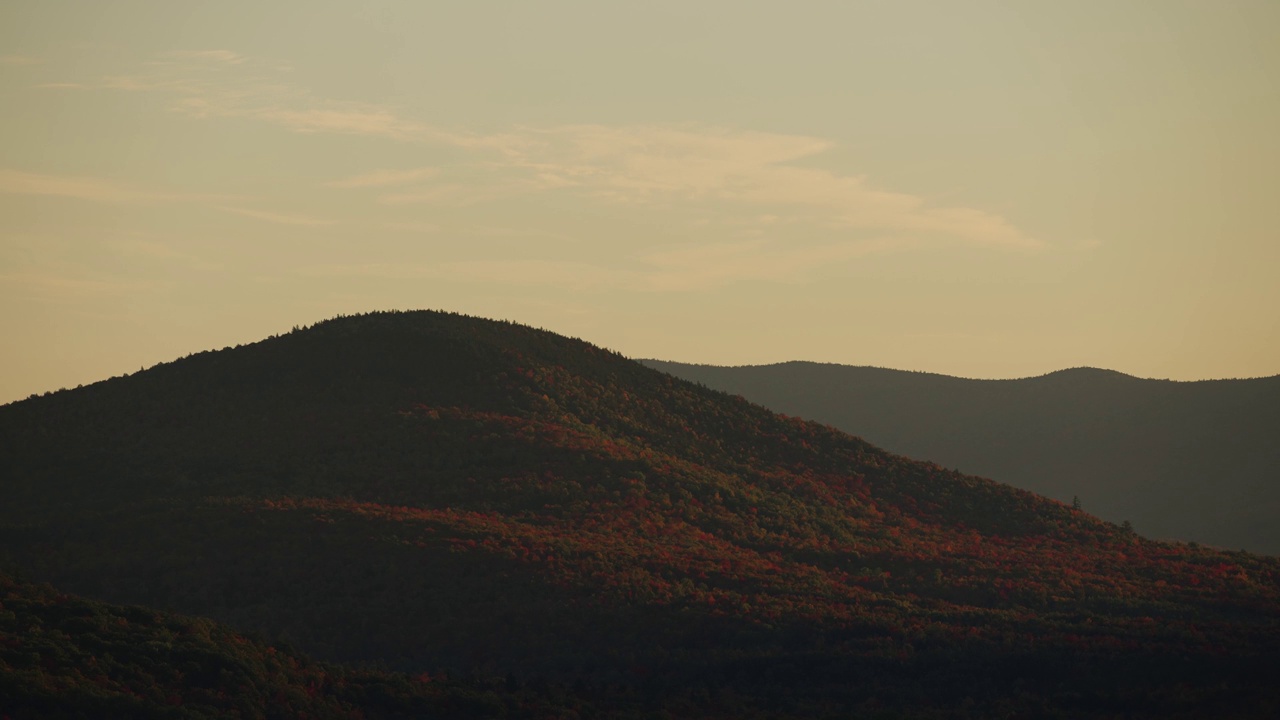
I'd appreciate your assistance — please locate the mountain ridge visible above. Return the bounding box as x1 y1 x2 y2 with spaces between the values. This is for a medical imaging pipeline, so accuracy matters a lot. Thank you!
642 359 1280 384
641 358 1280 553
3 310 1279 717
0 569 589 719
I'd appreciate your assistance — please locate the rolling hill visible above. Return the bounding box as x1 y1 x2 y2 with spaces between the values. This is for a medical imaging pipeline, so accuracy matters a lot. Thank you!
2 311 1279 718
0 571 583 720
641 360 1280 555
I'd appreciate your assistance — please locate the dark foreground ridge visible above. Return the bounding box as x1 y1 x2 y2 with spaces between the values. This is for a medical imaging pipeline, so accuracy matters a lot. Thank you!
642 359 1280 554
2 310 1279 718
0 571 588 719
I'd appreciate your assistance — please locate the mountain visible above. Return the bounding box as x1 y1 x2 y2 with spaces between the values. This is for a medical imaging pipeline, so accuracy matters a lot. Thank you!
0 571 588 719
641 360 1280 554
3 311 1279 718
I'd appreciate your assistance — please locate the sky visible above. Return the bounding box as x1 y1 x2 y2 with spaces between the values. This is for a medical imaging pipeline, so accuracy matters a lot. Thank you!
2 1 1278 403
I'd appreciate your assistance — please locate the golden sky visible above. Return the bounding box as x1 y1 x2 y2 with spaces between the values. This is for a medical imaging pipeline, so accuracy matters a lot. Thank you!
2 1 1278 402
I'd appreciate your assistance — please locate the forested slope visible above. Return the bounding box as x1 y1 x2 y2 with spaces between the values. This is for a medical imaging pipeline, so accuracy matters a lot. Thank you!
2 311 1278 718
0 572 586 719
643 359 1280 554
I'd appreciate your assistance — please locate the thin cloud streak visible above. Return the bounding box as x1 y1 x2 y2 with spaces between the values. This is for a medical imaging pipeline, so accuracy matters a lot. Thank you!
218 206 335 227
462 225 575 241
166 50 245 65
381 221 440 234
101 52 1042 252
296 260 623 293
0 271 166 299
294 236 910 293
481 124 1043 250
106 238 224 273
327 167 438 188
375 182 525 206
0 169 225 204
638 237 917 291
256 107 436 141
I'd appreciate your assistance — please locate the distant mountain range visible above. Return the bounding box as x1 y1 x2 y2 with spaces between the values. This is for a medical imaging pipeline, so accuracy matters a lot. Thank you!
641 361 1280 555
2 311 1278 717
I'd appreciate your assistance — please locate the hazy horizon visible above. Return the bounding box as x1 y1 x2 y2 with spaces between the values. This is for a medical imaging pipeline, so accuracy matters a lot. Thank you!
642 358 1280 383
3 1 1278 403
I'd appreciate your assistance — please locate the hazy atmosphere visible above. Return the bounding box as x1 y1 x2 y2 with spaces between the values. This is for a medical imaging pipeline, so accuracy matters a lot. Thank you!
5 5 1280 715
3 1 1278 403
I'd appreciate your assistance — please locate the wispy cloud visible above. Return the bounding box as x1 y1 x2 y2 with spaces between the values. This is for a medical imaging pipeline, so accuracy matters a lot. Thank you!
166 50 245 65
377 222 573 240
106 237 223 272
294 236 910 293
0 169 222 204
466 124 1042 250
102 52 442 143
101 52 1042 252
218 205 335 227
0 169 134 202
256 107 436 141
381 221 440 234
0 55 40 66
0 271 165 299
375 181 523 206
327 123 1038 248
459 225 575 241
103 74 191 92
297 259 623 292
326 167 438 188
637 236 916 291
34 82 87 90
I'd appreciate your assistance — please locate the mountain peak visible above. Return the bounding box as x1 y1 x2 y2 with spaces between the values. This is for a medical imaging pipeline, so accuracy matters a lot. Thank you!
1031 366 1138 382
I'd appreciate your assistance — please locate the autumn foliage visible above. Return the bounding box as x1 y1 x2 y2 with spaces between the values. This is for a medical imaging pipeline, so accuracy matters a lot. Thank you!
2 310 1278 718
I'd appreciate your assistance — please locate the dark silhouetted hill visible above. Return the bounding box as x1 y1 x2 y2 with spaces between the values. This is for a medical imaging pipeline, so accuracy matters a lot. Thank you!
2 311 1279 718
642 360 1280 555
0 572 587 719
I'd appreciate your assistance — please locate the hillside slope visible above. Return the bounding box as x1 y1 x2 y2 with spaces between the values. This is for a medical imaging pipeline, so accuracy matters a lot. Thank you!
0 572 583 719
2 311 1279 718
642 360 1280 554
